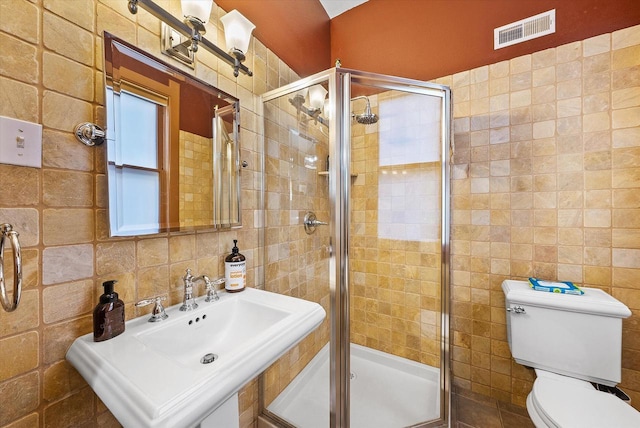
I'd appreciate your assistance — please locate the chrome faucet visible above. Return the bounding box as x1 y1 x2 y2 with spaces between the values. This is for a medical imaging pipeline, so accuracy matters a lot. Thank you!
180 268 200 311
180 268 222 311
135 295 169 322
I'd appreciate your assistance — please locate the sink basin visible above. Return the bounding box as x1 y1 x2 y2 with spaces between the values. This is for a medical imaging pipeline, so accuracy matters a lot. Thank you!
137 298 290 367
66 288 325 427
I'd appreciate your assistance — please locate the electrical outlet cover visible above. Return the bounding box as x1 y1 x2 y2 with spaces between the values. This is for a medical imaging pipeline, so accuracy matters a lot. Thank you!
0 116 42 168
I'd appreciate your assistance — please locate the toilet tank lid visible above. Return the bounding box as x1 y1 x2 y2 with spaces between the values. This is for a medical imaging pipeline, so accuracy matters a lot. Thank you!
502 280 632 318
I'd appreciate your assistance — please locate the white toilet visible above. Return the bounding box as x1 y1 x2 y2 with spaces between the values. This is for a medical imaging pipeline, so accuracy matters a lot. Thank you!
502 279 640 428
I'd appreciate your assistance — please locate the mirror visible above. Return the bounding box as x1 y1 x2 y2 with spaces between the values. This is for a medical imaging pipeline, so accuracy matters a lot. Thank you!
103 32 241 236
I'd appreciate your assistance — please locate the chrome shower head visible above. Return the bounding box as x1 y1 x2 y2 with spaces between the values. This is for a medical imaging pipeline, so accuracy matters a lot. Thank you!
352 96 379 125
355 107 378 124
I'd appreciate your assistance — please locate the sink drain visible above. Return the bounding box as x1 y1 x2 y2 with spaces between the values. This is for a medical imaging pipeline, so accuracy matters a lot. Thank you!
200 353 218 364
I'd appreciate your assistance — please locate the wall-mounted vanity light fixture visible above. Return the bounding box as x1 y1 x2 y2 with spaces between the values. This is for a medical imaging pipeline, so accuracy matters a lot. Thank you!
289 85 329 127
308 85 328 110
127 0 255 77
220 9 256 74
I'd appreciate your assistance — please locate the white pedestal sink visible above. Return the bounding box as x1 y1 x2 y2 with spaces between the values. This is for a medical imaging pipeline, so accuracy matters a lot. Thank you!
67 287 326 428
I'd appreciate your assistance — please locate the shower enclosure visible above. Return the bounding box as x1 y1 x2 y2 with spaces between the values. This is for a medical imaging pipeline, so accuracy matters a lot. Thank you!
259 68 451 428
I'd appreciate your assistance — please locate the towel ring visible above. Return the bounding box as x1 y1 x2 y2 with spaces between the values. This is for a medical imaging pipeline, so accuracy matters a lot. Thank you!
0 224 22 312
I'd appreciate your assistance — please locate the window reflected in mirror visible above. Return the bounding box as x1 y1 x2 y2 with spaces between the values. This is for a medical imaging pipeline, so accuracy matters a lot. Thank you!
103 32 241 236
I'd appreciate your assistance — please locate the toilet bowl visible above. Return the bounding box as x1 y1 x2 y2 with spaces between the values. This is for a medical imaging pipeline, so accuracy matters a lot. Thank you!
526 369 640 428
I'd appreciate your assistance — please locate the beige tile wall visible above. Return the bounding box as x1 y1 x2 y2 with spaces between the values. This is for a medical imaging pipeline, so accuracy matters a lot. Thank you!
179 130 214 227
438 25 640 408
0 1 299 426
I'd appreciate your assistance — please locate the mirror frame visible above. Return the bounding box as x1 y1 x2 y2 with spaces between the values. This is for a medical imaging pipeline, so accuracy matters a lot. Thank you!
103 32 242 236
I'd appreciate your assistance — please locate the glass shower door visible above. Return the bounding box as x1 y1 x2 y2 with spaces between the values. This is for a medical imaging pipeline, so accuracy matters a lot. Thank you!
260 69 451 428
347 78 449 427
261 75 334 427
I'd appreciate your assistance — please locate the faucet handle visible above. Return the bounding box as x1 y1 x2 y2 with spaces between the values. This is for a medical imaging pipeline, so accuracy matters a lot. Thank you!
135 295 169 322
203 276 224 302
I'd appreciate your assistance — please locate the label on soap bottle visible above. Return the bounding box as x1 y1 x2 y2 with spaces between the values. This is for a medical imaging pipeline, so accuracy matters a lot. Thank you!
225 260 246 292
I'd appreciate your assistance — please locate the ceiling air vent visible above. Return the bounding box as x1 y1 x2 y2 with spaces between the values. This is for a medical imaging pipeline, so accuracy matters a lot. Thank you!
494 9 555 49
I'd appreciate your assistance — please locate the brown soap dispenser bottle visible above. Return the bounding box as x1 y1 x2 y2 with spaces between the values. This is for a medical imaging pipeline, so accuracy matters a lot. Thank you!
225 239 246 292
93 280 125 342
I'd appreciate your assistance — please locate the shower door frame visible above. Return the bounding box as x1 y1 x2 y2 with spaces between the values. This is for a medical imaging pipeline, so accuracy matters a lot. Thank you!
259 68 452 428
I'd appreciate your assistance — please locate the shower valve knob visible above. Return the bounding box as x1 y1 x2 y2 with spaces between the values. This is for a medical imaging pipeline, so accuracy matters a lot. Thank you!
303 211 327 234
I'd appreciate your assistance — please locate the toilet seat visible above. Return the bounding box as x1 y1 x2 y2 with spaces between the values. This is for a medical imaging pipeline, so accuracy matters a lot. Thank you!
527 371 640 428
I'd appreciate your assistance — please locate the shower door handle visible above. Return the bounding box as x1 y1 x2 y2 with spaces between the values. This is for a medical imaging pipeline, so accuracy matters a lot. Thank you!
303 211 327 234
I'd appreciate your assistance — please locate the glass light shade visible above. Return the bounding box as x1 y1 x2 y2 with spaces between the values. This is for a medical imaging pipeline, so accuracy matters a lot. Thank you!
323 98 331 117
308 85 328 110
181 0 214 23
220 10 256 54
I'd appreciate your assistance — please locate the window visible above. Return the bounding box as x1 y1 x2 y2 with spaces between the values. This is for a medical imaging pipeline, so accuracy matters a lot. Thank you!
106 87 166 235
376 93 442 242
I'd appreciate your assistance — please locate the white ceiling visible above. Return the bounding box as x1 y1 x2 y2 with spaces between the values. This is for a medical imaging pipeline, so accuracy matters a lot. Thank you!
319 0 369 18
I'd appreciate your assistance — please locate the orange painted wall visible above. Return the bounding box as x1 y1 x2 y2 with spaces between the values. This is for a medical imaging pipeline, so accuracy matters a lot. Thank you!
216 0 331 77
330 0 640 81
219 0 639 80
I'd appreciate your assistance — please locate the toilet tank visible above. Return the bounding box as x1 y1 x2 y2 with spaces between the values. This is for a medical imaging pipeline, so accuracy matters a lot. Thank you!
502 280 632 386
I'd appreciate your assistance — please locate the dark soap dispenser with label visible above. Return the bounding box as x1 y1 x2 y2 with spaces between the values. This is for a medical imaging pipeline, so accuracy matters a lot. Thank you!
225 240 246 293
93 280 125 342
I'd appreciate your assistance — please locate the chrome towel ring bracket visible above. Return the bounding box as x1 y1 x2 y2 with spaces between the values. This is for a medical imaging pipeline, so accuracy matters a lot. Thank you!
0 223 22 312
74 122 105 146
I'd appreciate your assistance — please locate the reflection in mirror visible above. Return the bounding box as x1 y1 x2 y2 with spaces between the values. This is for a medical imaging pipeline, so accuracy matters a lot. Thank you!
213 105 239 227
103 32 241 236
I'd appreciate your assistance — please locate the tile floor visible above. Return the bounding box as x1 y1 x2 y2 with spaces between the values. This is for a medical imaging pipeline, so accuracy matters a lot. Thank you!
452 389 535 428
